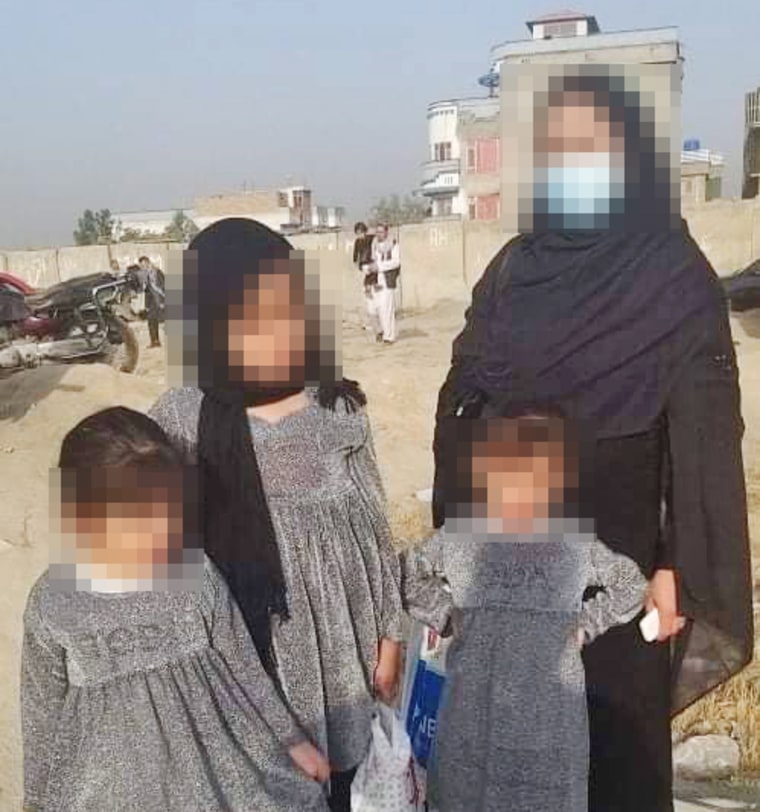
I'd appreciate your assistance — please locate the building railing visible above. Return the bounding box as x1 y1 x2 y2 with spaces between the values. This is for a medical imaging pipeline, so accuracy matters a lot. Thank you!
420 159 460 185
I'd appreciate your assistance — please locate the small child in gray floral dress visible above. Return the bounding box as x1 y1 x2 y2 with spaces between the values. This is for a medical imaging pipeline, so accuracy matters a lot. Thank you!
21 407 329 812
403 410 648 812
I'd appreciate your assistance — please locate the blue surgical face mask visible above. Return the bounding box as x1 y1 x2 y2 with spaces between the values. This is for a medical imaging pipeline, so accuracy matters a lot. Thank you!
535 152 625 229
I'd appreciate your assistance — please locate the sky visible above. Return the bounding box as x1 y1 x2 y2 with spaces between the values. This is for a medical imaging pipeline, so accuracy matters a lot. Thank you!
0 0 756 249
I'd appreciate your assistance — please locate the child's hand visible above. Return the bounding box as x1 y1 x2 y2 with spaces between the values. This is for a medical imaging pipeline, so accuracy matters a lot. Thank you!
576 627 586 648
373 637 401 703
288 742 331 783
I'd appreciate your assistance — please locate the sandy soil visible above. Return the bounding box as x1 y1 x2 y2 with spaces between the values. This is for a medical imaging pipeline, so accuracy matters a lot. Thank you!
0 305 758 809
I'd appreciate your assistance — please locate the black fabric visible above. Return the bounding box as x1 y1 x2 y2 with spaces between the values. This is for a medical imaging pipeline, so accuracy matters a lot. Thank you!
663 315 753 712
352 234 374 268
147 317 160 346
584 429 673 812
451 222 725 440
188 218 366 672
327 767 358 812
384 268 400 289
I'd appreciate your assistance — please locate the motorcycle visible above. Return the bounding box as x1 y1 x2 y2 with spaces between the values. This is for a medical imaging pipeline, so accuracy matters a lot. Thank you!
0 269 141 376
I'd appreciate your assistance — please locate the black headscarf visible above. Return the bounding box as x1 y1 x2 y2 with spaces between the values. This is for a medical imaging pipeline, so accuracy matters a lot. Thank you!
188 218 365 673
452 223 725 440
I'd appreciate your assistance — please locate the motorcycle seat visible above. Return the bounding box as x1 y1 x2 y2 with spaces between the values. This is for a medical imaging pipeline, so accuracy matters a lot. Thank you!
25 292 54 309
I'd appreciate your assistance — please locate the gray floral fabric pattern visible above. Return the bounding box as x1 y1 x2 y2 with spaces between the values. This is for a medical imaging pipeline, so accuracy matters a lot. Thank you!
149 387 405 771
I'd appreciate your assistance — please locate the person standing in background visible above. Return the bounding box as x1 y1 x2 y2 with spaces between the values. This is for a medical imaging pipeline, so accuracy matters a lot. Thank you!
139 255 165 349
352 222 375 333
369 224 400 345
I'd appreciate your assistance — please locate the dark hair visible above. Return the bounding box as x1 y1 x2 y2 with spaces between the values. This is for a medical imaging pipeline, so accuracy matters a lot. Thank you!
354 221 368 235
138 255 151 264
443 399 578 515
59 407 184 509
59 407 180 470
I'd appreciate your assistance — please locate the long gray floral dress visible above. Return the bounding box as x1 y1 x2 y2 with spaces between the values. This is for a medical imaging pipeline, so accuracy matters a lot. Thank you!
21 556 329 812
149 387 405 772
403 519 648 812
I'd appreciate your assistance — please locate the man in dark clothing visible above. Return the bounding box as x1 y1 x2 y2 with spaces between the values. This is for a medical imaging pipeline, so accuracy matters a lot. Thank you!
352 222 375 333
139 255 165 348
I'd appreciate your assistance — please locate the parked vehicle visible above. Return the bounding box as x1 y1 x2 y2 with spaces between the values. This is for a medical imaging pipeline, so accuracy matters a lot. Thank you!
0 270 141 376
722 259 760 312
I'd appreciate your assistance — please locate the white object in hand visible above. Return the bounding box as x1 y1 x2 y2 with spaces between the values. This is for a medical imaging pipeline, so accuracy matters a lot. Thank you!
639 607 660 643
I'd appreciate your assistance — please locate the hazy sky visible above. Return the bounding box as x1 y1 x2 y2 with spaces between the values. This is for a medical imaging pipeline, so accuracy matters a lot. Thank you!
0 0 756 249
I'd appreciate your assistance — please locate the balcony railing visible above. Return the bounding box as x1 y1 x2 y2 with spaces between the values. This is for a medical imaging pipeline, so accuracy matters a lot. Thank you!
421 158 460 185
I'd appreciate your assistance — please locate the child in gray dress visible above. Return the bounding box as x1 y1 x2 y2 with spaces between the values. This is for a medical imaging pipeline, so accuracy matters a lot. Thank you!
403 407 648 812
148 219 405 812
21 407 330 812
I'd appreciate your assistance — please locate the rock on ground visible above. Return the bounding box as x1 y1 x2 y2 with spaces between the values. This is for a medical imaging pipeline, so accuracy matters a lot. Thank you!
674 735 742 781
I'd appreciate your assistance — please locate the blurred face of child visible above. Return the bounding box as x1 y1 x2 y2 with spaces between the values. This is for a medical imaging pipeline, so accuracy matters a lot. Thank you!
226 261 307 386
61 469 187 579
470 419 566 532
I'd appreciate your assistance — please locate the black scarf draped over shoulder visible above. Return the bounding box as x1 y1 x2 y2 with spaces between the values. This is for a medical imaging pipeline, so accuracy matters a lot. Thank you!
189 218 365 673
434 220 753 712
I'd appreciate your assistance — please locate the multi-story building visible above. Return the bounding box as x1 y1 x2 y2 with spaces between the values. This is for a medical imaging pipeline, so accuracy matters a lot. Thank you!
743 87 760 199
420 10 710 221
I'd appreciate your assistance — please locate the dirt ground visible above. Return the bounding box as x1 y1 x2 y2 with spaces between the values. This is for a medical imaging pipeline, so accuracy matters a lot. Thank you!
0 303 758 809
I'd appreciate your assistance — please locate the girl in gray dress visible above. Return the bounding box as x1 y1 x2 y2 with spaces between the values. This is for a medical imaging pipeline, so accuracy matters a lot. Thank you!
403 407 648 812
21 407 330 812
148 219 405 811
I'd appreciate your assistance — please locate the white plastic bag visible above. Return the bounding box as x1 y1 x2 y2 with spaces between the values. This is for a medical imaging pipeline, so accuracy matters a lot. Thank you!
351 703 422 812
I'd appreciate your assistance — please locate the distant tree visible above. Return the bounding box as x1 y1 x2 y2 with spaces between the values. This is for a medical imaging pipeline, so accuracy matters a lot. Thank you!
74 208 114 245
73 209 98 245
369 194 428 226
94 209 114 243
163 210 200 243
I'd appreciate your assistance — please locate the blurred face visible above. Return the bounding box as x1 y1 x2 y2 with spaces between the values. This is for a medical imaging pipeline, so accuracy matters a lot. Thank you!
535 90 624 158
61 470 186 577
376 226 389 241
139 258 150 271
226 261 307 386
470 422 566 531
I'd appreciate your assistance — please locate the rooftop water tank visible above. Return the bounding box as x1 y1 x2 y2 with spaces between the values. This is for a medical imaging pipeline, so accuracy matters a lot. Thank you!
684 138 701 151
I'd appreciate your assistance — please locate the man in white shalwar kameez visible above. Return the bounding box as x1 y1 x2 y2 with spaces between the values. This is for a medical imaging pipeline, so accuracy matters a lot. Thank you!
367 224 400 344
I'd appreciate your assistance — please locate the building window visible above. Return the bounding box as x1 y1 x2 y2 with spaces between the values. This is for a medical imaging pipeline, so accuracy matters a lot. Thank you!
434 142 452 162
471 194 500 221
277 192 287 207
438 197 453 217
544 21 579 38
467 145 477 172
465 139 500 174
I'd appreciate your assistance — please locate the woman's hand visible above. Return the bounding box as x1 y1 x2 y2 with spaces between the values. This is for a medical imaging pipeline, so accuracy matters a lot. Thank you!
288 742 331 783
373 637 401 703
645 568 687 642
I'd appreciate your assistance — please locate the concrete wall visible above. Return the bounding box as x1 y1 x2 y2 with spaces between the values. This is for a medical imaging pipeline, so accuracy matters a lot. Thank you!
4 198 760 308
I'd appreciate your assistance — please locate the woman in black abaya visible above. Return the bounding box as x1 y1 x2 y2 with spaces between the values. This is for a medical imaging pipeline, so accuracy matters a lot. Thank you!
432 70 754 812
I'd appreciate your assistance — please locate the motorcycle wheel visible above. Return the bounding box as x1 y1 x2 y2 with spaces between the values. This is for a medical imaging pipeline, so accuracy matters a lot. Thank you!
104 316 139 373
